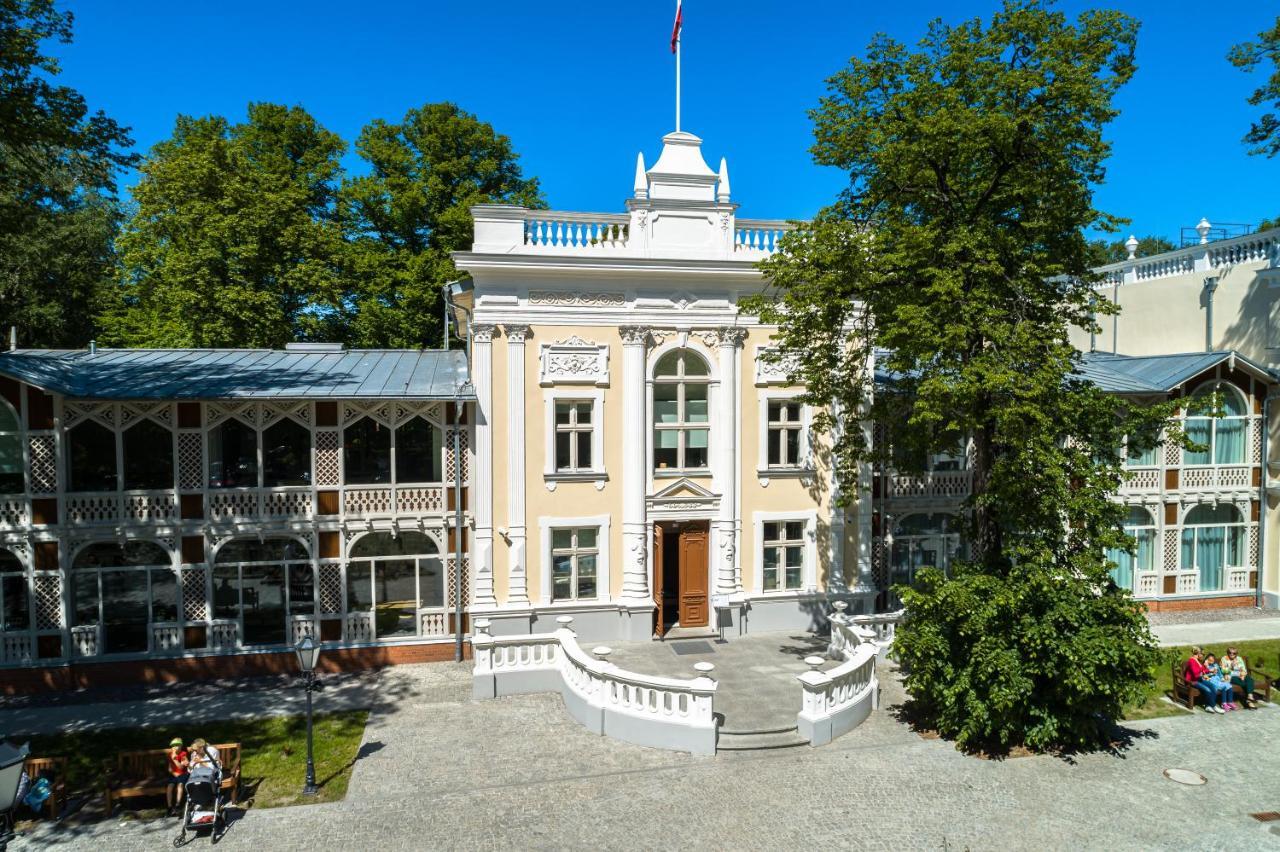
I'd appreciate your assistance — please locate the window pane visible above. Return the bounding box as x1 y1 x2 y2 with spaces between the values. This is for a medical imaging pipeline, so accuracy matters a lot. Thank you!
0 435 21 494
682 353 709 376
263 419 312 487
418 557 444 609
395 417 441 483
575 403 592 425
685 383 709 422
577 555 597 599
654 384 679 423
687 428 709 449
344 417 391 484
552 555 573 601
2 575 29 631
764 522 779 541
552 530 572 550
785 521 804 541
555 432 572 470
654 430 678 469
784 563 802 589
1215 418 1245 465
685 442 708 468
70 421 117 492
74 541 170 568
375 560 416 637
209 419 258 488
785 545 804 567
767 429 781 466
555 402 572 425
762 547 778 590
122 419 173 490
577 528 597 549
349 531 434 559
576 431 592 469
100 570 149 654
1183 417 1211 466
0 404 16 431
241 564 286 646
72 573 99 626
654 351 681 377
216 537 309 564
151 568 178 623
786 429 801 465
785 403 801 422
346 561 372 610
212 567 239 619
289 564 314 615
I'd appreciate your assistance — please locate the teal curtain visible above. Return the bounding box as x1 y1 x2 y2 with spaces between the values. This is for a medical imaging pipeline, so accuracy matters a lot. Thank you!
1125 443 1159 467
1107 546 1134 590
1214 417 1245 464
1184 417 1211 465
1194 526 1226 591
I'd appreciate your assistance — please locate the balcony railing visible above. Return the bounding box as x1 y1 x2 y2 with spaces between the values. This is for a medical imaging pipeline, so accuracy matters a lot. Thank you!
1180 466 1253 490
885 470 973 501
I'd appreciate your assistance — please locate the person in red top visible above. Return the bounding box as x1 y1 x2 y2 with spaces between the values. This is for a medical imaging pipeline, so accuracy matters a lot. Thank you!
1183 647 1224 714
165 737 189 815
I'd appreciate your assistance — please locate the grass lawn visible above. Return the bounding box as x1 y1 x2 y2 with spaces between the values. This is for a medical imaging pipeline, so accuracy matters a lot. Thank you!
25 710 368 818
1123 640 1280 721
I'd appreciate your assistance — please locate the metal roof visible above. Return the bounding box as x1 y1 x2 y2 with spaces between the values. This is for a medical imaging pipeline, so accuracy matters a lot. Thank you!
1077 351 1276 394
0 348 475 401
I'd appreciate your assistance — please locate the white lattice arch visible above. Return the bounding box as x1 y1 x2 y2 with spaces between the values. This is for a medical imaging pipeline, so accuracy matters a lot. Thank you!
0 542 28 570
1178 500 1248 525
346 528 445 560
210 533 312 563
1186 379 1249 413
70 538 176 569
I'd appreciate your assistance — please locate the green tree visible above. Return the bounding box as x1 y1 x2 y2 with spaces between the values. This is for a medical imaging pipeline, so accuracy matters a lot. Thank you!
103 104 348 348
1229 15 1280 157
1085 234 1176 266
0 0 135 348
746 1 1165 753
340 102 543 348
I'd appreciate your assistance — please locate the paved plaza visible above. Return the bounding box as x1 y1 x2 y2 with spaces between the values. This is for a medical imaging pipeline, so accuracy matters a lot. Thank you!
8 630 1280 851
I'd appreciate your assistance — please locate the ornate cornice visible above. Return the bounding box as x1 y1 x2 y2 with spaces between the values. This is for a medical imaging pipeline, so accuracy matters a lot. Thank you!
528 291 626 307
471 323 497 344
504 324 531 343
619 325 651 347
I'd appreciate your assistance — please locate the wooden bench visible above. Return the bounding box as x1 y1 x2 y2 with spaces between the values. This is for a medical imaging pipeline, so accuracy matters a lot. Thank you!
1171 658 1276 709
105 743 241 814
23 756 68 820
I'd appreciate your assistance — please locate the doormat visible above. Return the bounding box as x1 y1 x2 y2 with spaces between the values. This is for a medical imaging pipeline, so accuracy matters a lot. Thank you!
671 641 714 656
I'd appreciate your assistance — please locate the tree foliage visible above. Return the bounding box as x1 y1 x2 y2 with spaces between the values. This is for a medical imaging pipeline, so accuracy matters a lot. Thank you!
102 104 348 348
746 1 1164 752
1229 15 1280 158
340 102 543 348
0 0 135 347
1085 234 1175 266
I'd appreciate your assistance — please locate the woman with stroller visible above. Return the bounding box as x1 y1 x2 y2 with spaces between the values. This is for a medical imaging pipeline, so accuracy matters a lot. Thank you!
188 739 220 771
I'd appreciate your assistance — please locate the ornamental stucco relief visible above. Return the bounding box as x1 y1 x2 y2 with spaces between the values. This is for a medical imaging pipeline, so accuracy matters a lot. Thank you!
539 336 610 386
755 345 801 385
528 291 626 307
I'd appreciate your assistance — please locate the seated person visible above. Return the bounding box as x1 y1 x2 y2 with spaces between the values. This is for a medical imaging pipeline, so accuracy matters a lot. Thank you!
165 737 189 816
1204 654 1237 711
187 738 221 772
1222 647 1256 710
1183 647 1223 714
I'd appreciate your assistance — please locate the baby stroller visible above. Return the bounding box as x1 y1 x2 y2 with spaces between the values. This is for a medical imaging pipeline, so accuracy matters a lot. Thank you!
173 764 225 846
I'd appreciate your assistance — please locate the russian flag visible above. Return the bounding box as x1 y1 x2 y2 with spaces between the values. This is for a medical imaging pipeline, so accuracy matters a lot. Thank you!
671 0 682 53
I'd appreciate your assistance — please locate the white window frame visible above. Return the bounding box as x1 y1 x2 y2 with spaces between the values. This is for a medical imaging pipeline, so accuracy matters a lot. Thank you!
652 350 712 474
756 391 812 480
752 510 817 595
538 514 611 604
1182 382 1250 467
542 389 605 490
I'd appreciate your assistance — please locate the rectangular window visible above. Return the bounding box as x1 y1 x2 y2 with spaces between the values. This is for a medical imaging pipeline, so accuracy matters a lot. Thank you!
762 521 805 592
766 401 804 467
550 527 598 601
554 401 594 472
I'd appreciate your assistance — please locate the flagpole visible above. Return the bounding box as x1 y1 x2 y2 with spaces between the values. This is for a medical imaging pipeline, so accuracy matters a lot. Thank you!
675 0 681 132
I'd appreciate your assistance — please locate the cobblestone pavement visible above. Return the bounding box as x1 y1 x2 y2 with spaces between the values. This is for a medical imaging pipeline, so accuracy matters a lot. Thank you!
1146 606 1277 627
1152 615 1280 647
13 651 1280 851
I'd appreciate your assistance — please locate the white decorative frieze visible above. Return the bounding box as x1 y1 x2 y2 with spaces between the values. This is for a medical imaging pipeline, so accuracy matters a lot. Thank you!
755 345 801 386
539 336 610 386
528 291 625 307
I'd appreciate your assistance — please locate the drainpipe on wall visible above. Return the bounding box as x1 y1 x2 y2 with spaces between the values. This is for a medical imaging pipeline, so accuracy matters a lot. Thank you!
1203 276 1219 353
444 279 474 661
1259 392 1277 610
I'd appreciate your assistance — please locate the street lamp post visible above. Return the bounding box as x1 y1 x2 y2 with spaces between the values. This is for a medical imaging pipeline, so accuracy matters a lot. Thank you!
294 635 322 797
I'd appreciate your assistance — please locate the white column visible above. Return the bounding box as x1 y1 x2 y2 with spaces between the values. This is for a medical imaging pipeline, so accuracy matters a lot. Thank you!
714 327 746 595
505 324 530 604
620 326 651 600
471 323 498 608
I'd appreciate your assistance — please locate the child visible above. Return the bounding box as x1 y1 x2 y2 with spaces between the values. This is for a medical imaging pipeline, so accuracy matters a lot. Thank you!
1204 654 1237 711
165 737 188 816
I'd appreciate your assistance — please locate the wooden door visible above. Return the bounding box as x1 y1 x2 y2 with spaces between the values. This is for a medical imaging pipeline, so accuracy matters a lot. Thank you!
652 524 664 636
678 524 709 627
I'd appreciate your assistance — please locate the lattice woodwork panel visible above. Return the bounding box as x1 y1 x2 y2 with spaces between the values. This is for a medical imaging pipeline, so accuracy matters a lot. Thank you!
1250 525 1259 567
1163 528 1180 572
33 574 62 629
445 428 470 484
183 568 208 621
178 432 203 490
28 435 56 493
446 557 471 608
319 564 343 614
259 405 281 426
315 430 340 486
1252 419 1263 464
1164 438 1181 467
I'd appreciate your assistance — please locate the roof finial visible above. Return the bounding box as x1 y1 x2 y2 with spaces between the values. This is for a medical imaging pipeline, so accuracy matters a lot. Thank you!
633 152 648 200
1197 217 1212 244
717 157 730 202
1125 235 1138 260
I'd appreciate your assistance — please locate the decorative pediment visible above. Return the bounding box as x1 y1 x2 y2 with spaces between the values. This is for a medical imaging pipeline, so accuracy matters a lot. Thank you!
755 345 801 386
651 478 718 499
539 337 609 386
647 477 721 518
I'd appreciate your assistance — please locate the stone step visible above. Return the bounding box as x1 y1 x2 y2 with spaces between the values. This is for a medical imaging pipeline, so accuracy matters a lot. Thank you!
717 727 808 751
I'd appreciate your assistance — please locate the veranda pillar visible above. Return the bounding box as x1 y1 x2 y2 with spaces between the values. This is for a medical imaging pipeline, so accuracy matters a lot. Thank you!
471 323 498 608
504 324 530 604
620 325 651 601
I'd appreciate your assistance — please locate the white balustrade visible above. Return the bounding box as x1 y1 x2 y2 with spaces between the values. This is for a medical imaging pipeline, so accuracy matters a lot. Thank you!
1226 569 1250 592
472 623 718 755
70 624 99 658
343 487 394 518
1093 231 1279 285
121 492 177 522
66 493 121 524
289 615 317 644
525 212 630 250
420 611 448 636
1180 466 1252 490
886 470 974 500
263 489 313 519
1120 468 1161 492
796 610 881 746
151 622 183 652
1136 574 1159 597
1 633 34 664
734 219 792 257
1176 573 1198 594
208 489 260 521
398 486 444 513
849 609 903 651
0 498 29 528
208 619 239 650
345 611 374 642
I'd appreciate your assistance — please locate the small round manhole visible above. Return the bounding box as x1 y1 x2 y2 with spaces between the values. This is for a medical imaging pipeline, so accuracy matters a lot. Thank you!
1163 768 1207 786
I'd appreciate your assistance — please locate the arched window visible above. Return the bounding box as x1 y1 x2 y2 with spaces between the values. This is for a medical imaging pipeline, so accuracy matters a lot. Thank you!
889 513 961 589
69 421 117 492
1106 506 1156 591
214 537 312 646
209 418 258 488
395 417 442 484
72 541 174 655
0 401 21 494
1184 384 1248 465
1181 504 1245 592
263 419 311 486
0 547 29 634
123 419 173 490
1124 438 1159 468
344 417 390 484
653 349 710 471
347 532 443 638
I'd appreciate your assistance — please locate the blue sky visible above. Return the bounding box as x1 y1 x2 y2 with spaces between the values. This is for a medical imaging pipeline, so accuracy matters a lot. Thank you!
51 0 1280 241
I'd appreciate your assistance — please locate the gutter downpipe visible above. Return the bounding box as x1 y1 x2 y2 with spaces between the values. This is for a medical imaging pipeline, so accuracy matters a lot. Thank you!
444 279 473 661
1259 391 1276 610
